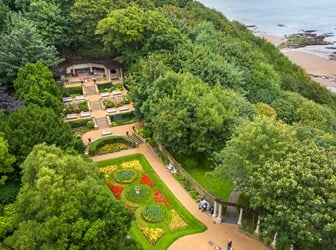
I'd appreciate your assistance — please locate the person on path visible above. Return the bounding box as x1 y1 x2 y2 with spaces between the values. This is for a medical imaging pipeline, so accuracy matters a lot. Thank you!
227 239 233 250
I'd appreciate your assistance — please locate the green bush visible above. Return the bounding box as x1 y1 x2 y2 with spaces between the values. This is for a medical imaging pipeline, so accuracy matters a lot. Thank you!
68 119 91 129
63 86 83 96
97 82 113 92
78 101 89 112
110 112 137 126
142 203 166 223
126 185 152 203
89 136 135 156
114 169 138 184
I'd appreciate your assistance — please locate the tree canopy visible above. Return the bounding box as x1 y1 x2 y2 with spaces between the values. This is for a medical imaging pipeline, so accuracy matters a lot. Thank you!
0 13 62 86
96 5 184 63
0 134 16 185
14 61 62 113
0 105 84 165
1 144 139 249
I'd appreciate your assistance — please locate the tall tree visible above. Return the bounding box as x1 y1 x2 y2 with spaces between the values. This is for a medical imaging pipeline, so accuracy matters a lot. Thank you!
14 62 62 113
96 5 184 63
0 13 62 86
25 0 71 47
70 0 113 47
147 72 252 155
237 143 336 249
214 116 299 181
0 105 84 165
1 144 139 249
0 0 9 32
0 133 16 185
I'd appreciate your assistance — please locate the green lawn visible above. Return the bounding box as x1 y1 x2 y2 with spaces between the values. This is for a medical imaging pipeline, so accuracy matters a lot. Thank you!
95 153 206 250
171 152 234 201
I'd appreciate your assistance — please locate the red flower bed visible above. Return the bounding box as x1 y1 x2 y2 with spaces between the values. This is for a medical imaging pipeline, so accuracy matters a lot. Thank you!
154 190 170 206
139 174 155 188
108 183 124 200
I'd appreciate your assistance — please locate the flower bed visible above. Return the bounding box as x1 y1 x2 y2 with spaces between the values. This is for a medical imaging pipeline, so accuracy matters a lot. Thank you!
96 143 128 155
139 174 155 188
154 190 170 206
137 225 165 245
125 185 151 203
107 183 124 200
121 160 143 171
142 204 166 223
169 210 188 231
99 165 118 179
114 169 137 184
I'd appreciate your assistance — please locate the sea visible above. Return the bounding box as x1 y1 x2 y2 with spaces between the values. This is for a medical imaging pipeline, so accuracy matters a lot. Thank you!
197 0 336 59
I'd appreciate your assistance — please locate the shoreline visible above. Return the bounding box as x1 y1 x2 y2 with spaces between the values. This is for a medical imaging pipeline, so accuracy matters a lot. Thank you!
257 32 336 88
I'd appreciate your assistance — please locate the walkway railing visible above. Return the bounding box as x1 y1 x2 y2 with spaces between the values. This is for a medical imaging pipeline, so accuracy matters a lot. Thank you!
157 144 261 219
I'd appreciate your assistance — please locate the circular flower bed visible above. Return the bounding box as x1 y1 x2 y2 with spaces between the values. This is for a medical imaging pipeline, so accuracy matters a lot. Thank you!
142 204 166 223
114 169 137 184
125 185 151 203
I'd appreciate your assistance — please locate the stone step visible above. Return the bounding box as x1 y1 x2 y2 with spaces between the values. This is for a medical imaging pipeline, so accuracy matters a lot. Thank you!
95 117 110 129
84 86 96 95
129 133 144 145
90 101 102 110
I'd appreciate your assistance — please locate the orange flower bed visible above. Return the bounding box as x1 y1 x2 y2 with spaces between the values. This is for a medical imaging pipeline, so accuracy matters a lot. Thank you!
107 183 124 200
139 174 155 188
154 189 170 206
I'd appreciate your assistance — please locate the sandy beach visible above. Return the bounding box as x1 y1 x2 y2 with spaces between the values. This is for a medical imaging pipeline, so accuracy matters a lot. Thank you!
258 33 336 88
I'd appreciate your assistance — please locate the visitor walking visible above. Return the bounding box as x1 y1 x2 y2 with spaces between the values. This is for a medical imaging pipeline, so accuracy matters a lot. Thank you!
227 239 233 250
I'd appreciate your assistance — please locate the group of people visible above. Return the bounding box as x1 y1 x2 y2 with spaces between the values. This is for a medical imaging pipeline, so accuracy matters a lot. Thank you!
198 198 214 215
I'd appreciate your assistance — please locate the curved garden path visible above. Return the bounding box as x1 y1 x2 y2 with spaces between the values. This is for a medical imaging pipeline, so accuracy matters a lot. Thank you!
87 139 267 250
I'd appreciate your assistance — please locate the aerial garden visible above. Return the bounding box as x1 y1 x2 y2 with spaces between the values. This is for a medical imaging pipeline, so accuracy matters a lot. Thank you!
96 153 206 249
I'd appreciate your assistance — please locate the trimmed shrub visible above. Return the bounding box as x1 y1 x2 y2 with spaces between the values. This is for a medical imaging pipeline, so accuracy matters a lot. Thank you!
114 169 138 184
89 136 135 156
142 203 166 223
126 185 152 203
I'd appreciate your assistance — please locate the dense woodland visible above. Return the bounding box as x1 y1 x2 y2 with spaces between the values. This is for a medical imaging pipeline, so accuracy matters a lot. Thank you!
0 0 335 249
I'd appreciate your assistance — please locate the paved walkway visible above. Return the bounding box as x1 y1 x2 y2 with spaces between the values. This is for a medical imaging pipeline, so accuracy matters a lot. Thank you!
90 144 267 250
79 80 267 250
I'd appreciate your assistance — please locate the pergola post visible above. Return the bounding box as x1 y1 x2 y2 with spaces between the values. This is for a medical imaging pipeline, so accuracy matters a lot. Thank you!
212 200 217 218
216 204 222 222
254 216 260 235
271 233 278 248
237 208 243 226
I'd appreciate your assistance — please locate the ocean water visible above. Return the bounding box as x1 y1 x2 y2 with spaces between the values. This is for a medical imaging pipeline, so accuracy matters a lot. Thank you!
197 0 336 42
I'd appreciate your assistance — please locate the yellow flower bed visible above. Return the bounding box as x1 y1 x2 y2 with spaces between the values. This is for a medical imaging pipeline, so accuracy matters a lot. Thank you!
168 210 188 231
137 225 165 245
121 160 143 171
99 165 118 179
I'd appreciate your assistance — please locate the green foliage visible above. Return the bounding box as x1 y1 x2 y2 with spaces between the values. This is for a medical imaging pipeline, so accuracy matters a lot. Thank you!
0 179 20 212
63 101 88 114
110 112 137 126
0 0 9 32
97 82 123 92
24 0 71 47
63 86 83 97
71 0 114 47
243 144 336 249
1 144 138 249
89 136 135 156
125 185 152 203
0 13 62 86
141 204 166 223
14 61 63 113
114 169 138 184
0 133 16 185
215 116 299 182
96 5 185 63
272 91 336 133
0 105 84 165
